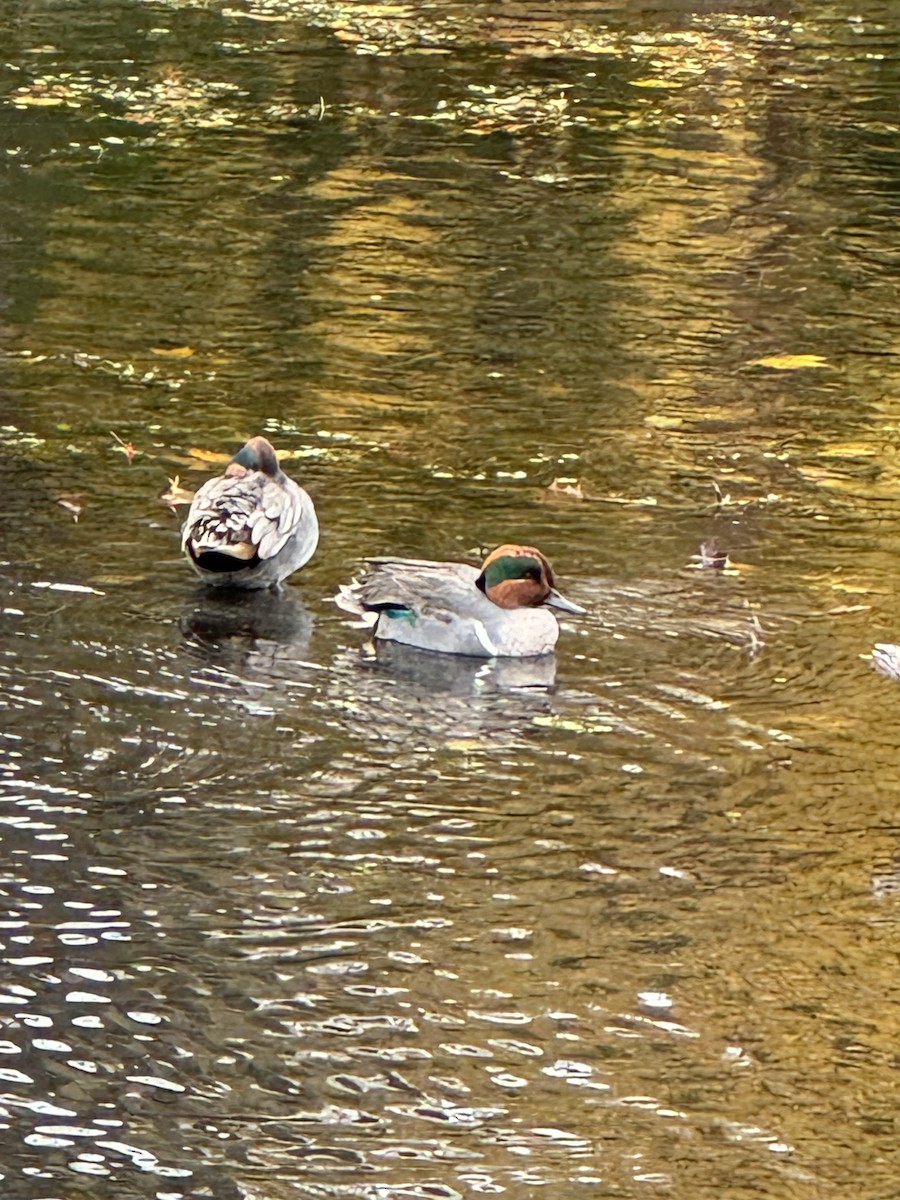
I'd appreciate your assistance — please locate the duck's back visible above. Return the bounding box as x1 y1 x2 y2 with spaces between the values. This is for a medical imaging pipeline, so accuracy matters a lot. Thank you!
183 471 317 588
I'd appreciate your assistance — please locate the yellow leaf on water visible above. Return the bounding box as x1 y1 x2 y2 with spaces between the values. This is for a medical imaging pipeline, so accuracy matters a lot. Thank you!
151 345 195 358
185 446 231 464
747 354 831 370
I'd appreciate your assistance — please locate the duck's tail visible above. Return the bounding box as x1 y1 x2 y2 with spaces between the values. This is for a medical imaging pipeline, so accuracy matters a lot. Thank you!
334 583 378 626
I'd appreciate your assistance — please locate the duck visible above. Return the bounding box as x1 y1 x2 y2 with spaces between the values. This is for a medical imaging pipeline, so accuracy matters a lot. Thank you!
181 435 318 590
335 543 584 658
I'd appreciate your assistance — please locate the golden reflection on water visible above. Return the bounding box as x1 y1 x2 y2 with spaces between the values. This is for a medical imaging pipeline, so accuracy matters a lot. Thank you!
3 1 900 1197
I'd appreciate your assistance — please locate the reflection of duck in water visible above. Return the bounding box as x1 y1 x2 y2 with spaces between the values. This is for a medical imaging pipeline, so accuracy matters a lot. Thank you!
180 587 314 677
324 638 557 753
353 639 558 693
336 544 584 658
182 436 318 590
182 586 313 648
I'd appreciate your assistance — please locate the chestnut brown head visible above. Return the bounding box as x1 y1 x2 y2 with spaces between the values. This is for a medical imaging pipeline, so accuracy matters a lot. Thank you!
475 544 584 613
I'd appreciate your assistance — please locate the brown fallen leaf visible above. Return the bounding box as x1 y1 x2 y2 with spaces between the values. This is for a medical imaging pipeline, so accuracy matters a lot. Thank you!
110 430 137 462
57 493 83 521
544 477 585 501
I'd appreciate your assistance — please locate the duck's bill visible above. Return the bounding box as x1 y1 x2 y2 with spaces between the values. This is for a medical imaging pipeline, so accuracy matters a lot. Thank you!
544 588 586 615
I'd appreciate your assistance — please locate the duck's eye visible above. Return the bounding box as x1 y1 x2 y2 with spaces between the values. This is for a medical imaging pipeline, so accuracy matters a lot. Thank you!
526 566 542 583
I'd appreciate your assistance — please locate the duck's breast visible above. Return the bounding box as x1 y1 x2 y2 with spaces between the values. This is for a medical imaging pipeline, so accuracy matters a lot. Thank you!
482 606 560 658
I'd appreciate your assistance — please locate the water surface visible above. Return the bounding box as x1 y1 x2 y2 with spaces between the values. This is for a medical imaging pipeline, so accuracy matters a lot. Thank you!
3 2 900 1197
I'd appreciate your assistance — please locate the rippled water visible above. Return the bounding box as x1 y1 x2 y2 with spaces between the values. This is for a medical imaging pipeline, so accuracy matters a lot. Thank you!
3 1 900 1197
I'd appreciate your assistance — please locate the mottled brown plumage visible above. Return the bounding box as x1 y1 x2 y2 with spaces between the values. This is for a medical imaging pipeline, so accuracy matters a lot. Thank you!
182 436 318 590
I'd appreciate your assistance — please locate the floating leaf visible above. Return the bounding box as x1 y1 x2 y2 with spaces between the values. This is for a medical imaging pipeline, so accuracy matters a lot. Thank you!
110 431 137 462
545 478 584 501
747 354 831 370
57 493 83 522
150 345 194 359
160 475 195 510
185 446 231 465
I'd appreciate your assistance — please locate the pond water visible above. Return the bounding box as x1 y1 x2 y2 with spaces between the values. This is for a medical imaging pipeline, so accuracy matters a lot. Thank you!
3 1 900 1197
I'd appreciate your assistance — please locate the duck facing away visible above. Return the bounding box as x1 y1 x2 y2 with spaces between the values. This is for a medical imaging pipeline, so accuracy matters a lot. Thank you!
336 544 585 658
182 436 318 590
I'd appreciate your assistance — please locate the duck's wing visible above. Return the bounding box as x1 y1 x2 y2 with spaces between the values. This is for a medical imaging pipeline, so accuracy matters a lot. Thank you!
335 559 498 654
183 472 305 562
250 476 307 560
337 558 477 615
